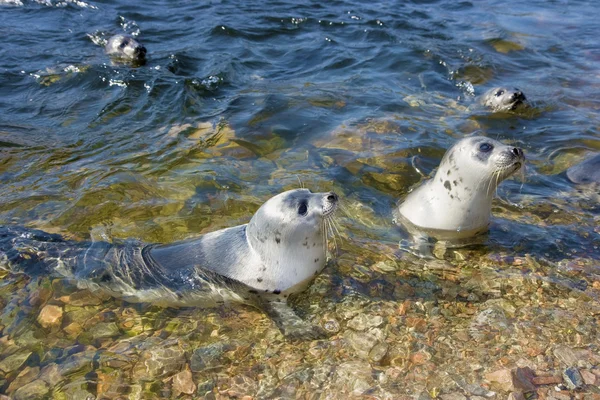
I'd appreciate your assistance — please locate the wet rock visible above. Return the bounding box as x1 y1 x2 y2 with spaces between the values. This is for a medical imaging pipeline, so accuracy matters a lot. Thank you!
439 393 467 400
222 374 258 398
37 305 63 329
448 373 496 397
6 366 39 394
96 368 124 397
513 367 536 392
335 361 373 395
347 314 383 331
0 351 32 373
190 342 235 372
469 307 508 341
132 345 186 380
309 364 333 389
58 351 94 376
563 367 584 390
531 375 563 385
39 363 63 387
507 392 525 400
63 322 83 338
343 327 385 359
12 379 49 400
91 322 121 340
580 369 599 385
553 345 579 367
485 368 513 392
369 342 389 364
58 289 110 306
172 366 196 396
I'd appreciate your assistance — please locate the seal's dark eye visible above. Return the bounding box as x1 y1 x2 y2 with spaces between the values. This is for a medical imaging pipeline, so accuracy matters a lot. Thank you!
479 143 493 152
495 90 504 97
120 40 128 48
298 202 308 216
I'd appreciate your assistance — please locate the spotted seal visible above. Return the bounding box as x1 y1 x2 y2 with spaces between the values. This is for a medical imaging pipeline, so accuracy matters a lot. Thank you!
566 153 600 184
480 86 527 112
396 136 525 239
105 34 147 63
0 189 339 339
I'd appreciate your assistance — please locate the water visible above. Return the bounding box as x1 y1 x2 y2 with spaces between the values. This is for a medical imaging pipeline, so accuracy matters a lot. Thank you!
0 0 599 398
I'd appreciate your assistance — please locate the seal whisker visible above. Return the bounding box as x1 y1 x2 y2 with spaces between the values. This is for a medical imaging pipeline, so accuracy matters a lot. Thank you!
326 218 339 256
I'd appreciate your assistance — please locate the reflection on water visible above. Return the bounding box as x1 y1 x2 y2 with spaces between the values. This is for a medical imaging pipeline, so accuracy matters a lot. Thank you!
0 0 599 397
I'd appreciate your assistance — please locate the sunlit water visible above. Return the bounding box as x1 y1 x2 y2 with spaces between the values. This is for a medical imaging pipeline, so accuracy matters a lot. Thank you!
0 0 599 398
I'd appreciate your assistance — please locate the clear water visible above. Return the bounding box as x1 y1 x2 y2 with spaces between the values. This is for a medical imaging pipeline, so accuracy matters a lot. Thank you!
0 0 598 398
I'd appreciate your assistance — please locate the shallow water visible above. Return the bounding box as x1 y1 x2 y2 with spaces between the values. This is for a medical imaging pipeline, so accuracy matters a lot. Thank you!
0 0 599 398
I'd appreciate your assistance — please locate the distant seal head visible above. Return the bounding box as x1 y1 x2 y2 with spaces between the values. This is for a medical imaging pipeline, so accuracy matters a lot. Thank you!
480 86 527 112
396 136 525 239
0 189 339 339
105 34 147 63
566 153 600 184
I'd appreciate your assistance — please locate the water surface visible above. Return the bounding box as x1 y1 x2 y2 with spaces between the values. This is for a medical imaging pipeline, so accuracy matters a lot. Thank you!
0 0 599 398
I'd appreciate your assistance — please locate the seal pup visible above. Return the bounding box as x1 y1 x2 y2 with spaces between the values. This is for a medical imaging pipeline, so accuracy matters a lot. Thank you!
0 189 339 339
566 153 600 184
105 34 147 64
480 86 527 112
395 136 525 240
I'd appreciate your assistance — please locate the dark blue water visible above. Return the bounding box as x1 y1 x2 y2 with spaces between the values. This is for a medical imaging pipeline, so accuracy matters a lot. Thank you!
0 0 599 397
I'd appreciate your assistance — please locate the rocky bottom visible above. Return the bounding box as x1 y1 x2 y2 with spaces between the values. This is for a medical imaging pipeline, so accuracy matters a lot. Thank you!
0 237 599 400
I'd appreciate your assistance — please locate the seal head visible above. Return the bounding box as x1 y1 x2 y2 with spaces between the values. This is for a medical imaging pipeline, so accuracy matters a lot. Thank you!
397 136 525 238
481 87 527 112
566 153 600 185
105 34 147 63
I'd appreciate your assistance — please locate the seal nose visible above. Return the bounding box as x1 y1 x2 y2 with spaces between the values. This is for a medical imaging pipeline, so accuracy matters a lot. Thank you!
512 147 524 159
512 91 526 101
326 192 338 203
135 46 147 57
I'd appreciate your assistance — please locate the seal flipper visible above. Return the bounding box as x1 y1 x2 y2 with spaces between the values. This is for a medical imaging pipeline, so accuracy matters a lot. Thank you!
0 225 82 277
256 296 328 341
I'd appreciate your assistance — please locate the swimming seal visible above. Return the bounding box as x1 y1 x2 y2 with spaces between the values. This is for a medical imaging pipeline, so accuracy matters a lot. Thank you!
396 136 525 239
105 34 147 63
566 153 600 184
480 86 527 112
0 189 339 339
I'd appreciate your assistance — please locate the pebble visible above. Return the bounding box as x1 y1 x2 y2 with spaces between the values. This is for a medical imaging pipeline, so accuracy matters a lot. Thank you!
553 345 579 367
580 369 599 385
172 366 196 396
562 367 584 390
37 305 63 329
133 346 186 380
190 342 235 372
531 375 563 385
0 351 32 374
343 328 384 360
6 366 40 394
439 393 467 400
335 361 373 395
507 392 525 400
347 314 383 331
368 342 389 364
485 369 513 392
12 379 49 400
512 367 536 392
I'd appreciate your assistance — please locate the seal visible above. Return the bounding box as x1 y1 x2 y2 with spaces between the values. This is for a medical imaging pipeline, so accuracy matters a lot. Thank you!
105 34 147 63
396 136 525 239
566 153 600 184
480 86 527 112
0 188 339 339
